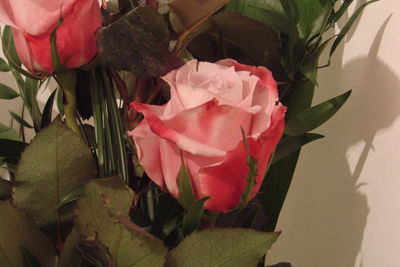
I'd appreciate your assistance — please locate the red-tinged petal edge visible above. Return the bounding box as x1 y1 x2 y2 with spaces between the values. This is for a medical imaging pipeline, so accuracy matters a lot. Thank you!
198 104 286 213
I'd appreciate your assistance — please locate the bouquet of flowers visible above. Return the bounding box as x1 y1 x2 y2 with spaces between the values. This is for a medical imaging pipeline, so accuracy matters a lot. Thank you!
0 0 377 266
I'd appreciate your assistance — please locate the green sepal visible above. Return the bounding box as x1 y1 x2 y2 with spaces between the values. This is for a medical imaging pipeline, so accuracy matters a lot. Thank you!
182 197 209 235
177 156 195 210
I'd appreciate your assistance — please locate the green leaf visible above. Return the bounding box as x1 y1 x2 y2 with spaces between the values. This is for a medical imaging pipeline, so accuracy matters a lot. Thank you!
2 26 21 67
225 0 293 35
0 57 10 72
0 123 19 141
285 90 351 136
272 133 324 164
50 17 65 72
177 159 195 210
235 135 258 211
74 177 168 267
0 83 19 99
169 0 229 33
76 240 112 267
259 150 300 231
330 0 380 56
100 8 181 77
165 228 280 267
56 87 64 115
9 110 34 129
0 178 12 200
40 89 57 129
13 119 96 226
182 197 209 235
212 11 283 78
56 184 84 210
1 26 42 80
0 201 56 267
332 0 354 22
21 246 42 267
58 228 83 267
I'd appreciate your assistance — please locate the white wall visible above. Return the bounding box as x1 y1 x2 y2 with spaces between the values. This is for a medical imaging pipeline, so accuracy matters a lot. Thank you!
0 1 399 266
268 1 400 267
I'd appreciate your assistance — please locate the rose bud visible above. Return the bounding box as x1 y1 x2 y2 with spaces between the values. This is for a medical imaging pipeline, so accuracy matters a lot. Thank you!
0 0 102 73
129 59 286 213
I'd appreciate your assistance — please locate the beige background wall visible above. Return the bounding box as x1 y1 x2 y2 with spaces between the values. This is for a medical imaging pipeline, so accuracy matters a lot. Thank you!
0 1 399 266
269 1 400 266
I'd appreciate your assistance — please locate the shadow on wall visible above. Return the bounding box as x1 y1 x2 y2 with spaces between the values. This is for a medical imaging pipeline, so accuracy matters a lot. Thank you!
269 14 399 267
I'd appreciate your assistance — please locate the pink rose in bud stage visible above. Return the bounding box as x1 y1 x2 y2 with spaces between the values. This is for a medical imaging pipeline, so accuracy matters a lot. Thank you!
0 0 102 73
129 59 286 213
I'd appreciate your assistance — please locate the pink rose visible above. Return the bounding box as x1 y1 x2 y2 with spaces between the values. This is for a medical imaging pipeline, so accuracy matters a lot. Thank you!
129 59 286 213
0 0 102 73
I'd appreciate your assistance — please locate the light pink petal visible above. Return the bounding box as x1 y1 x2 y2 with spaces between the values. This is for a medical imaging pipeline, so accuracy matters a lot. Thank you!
198 103 286 213
132 102 226 157
128 121 166 189
128 120 182 197
0 0 75 35
218 58 280 137
12 28 35 71
163 99 253 152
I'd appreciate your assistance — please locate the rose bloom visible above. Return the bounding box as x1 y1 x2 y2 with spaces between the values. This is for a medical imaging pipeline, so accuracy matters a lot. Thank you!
129 59 286 213
0 0 102 73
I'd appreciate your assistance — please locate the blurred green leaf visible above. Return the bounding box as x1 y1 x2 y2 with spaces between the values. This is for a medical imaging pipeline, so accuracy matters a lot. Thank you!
0 123 19 140
75 177 168 267
24 78 42 132
0 83 19 99
76 240 112 267
2 26 21 67
235 137 258 211
0 57 10 72
1 26 42 80
260 150 300 231
9 110 34 129
56 87 64 116
177 160 195 210
212 11 283 77
58 228 83 267
0 201 56 267
182 197 209 235
225 0 292 35
169 0 228 33
332 0 354 23
285 90 351 136
330 0 380 57
56 184 84 210
165 228 280 267
21 246 42 267
13 119 96 226
272 133 324 164
40 89 57 129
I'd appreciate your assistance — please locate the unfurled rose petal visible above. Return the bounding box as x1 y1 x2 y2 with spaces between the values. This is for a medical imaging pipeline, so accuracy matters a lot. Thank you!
130 59 286 213
0 0 102 73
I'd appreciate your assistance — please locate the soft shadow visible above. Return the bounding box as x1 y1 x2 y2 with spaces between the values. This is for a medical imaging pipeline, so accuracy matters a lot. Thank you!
269 16 398 267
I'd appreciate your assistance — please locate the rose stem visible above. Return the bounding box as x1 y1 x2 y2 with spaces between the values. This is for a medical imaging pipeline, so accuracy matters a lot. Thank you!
56 70 81 136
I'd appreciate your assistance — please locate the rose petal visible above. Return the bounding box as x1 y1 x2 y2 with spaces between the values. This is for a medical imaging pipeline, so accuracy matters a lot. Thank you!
128 121 182 197
198 103 286 213
133 101 227 158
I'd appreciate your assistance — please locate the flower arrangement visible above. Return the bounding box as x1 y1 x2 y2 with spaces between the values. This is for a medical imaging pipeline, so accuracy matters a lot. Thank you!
0 0 378 266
